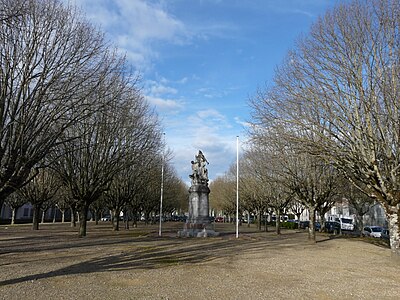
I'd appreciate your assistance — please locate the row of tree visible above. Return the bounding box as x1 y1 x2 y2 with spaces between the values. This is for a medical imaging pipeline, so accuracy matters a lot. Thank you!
4 159 188 232
212 0 400 256
210 147 375 235
250 0 399 256
0 0 188 236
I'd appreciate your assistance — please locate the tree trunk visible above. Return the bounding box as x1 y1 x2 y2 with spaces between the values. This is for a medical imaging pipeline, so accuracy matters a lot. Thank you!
52 206 56 223
124 218 129 230
276 209 281 235
0 198 4 218
296 213 301 230
124 208 129 230
32 204 41 230
387 207 399 257
356 214 364 237
11 208 16 225
61 209 65 223
132 211 138 228
94 208 99 225
70 206 76 227
41 209 45 223
308 207 316 243
78 204 89 237
320 217 326 233
111 208 120 231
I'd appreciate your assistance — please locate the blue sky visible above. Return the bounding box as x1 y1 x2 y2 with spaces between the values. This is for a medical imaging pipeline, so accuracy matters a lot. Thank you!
68 0 342 183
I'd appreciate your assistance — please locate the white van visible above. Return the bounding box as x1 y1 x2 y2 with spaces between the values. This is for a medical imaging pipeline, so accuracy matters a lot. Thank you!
340 217 354 231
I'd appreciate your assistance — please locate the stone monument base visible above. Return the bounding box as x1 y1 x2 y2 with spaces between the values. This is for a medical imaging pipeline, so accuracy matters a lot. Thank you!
177 222 219 237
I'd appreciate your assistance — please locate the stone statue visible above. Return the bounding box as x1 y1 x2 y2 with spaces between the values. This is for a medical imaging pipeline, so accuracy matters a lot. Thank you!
178 149 218 237
190 150 209 185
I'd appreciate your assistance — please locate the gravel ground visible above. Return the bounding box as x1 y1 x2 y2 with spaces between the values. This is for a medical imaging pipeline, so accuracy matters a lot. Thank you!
0 222 399 299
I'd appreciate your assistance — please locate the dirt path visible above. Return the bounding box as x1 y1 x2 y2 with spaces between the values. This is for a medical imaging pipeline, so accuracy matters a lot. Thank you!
0 222 399 299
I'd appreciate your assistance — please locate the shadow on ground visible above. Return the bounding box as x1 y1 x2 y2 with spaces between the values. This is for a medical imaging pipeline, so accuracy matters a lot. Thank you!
0 223 318 286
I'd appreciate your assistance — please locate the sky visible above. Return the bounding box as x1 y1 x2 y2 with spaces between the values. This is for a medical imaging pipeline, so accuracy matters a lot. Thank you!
67 0 342 184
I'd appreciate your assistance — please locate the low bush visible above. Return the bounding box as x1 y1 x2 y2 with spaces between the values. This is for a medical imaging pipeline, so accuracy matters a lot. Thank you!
280 222 298 230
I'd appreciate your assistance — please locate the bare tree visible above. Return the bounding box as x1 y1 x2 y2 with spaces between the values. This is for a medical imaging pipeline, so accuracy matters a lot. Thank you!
18 168 60 230
239 152 270 230
139 157 166 225
52 74 160 237
317 200 338 233
286 154 340 242
209 173 237 221
248 124 340 242
0 0 25 23
0 0 120 213
104 146 163 231
251 0 400 255
162 165 189 216
289 201 305 224
4 192 26 224
341 180 375 236
241 147 292 234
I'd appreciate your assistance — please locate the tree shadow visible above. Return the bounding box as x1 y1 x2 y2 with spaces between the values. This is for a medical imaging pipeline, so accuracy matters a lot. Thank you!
0 232 313 287
316 233 390 249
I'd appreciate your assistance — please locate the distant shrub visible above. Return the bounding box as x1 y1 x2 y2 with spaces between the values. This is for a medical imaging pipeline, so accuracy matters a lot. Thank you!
281 222 298 230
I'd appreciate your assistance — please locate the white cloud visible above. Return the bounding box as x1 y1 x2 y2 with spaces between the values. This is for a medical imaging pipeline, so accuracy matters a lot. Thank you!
150 84 178 96
186 109 232 132
177 77 188 84
144 79 183 112
67 0 189 71
163 107 241 183
146 96 183 112
234 116 251 128
116 0 187 42
197 109 226 122
168 130 239 185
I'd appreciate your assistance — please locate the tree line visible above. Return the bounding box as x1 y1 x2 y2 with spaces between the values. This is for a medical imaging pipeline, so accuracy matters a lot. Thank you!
211 0 400 257
0 0 188 236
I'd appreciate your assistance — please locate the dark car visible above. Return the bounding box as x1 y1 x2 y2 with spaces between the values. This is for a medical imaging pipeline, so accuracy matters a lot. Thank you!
316 222 322 231
215 216 224 223
299 221 309 229
325 221 341 234
381 228 389 240
298 221 322 231
101 215 111 222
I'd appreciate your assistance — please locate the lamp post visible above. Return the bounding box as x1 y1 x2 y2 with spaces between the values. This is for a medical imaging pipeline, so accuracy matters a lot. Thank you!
159 133 165 237
236 135 239 239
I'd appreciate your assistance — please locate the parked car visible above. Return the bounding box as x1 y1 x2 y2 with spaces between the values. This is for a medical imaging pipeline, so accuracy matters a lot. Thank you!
340 217 355 231
215 216 224 223
298 221 320 230
243 216 255 224
381 228 390 240
101 215 111 222
324 221 341 234
315 222 321 231
299 221 309 229
362 226 383 238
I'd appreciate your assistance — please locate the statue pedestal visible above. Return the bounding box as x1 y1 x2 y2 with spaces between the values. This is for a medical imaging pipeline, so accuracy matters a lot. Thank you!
178 184 219 237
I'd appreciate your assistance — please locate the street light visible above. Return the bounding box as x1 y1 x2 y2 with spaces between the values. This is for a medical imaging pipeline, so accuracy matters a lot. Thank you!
159 133 165 237
236 135 239 238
